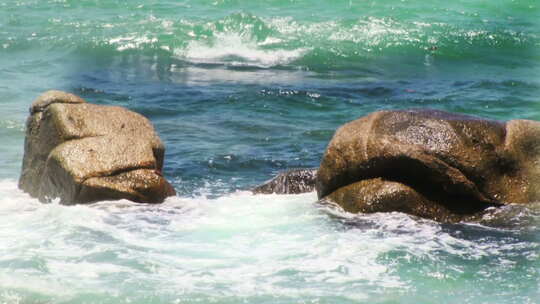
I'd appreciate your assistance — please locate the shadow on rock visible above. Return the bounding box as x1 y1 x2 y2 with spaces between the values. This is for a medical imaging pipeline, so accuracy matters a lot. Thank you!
19 90 176 205
316 109 540 223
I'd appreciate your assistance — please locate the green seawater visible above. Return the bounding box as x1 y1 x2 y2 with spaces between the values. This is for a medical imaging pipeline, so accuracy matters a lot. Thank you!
0 0 539 303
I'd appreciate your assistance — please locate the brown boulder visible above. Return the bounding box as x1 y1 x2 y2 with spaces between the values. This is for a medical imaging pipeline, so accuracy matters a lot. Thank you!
317 109 540 222
19 90 176 204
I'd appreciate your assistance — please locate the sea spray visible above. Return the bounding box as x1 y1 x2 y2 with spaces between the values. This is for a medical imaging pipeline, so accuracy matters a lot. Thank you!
1 179 538 303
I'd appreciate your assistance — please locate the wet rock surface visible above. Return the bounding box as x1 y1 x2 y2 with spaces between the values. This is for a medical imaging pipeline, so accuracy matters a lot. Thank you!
252 168 318 194
19 90 176 204
316 109 540 222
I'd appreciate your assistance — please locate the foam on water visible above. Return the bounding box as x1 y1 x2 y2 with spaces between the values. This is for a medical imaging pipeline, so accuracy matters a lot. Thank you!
181 33 308 68
108 35 159 52
1 179 538 303
4 6 537 72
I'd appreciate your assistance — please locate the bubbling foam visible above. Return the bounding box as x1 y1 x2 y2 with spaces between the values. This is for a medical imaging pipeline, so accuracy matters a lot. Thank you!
181 33 308 68
1 178 538 303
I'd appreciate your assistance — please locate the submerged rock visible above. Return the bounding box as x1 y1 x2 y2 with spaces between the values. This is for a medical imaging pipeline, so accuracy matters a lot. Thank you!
19 90 176 204
252 169 318 194
317 109 540 222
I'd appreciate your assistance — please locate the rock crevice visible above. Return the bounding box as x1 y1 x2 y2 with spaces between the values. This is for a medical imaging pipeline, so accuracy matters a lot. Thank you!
316 109 540 222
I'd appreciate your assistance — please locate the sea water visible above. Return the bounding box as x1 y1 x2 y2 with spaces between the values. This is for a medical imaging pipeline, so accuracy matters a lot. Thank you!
0 0 539 303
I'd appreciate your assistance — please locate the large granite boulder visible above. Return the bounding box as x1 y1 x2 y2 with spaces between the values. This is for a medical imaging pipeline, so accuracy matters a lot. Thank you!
19 90 176 204
252 168 317 194
317 109 540 222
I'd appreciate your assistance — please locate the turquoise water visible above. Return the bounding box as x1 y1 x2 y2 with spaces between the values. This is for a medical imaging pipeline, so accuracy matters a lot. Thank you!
0 0 539 303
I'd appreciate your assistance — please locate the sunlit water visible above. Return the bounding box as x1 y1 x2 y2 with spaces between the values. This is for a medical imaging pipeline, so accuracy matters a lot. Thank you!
1 0 539 303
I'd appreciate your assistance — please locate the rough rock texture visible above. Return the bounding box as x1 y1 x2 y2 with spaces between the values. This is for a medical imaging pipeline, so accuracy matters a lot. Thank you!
252 169 318 194
19 90 176 204
317 109 540 222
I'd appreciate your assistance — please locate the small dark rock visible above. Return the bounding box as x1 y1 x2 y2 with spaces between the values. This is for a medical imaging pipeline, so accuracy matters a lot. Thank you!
252 169 318 194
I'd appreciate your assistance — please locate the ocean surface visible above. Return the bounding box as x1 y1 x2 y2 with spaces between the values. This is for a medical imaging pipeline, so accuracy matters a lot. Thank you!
1 0 539 303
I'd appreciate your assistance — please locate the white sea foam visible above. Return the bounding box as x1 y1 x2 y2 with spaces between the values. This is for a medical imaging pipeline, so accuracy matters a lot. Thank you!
181 33 307 68
108 35 158 51
0 179 538 303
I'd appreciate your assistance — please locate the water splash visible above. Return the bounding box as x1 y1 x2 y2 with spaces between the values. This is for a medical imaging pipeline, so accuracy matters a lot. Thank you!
0 179 538 303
